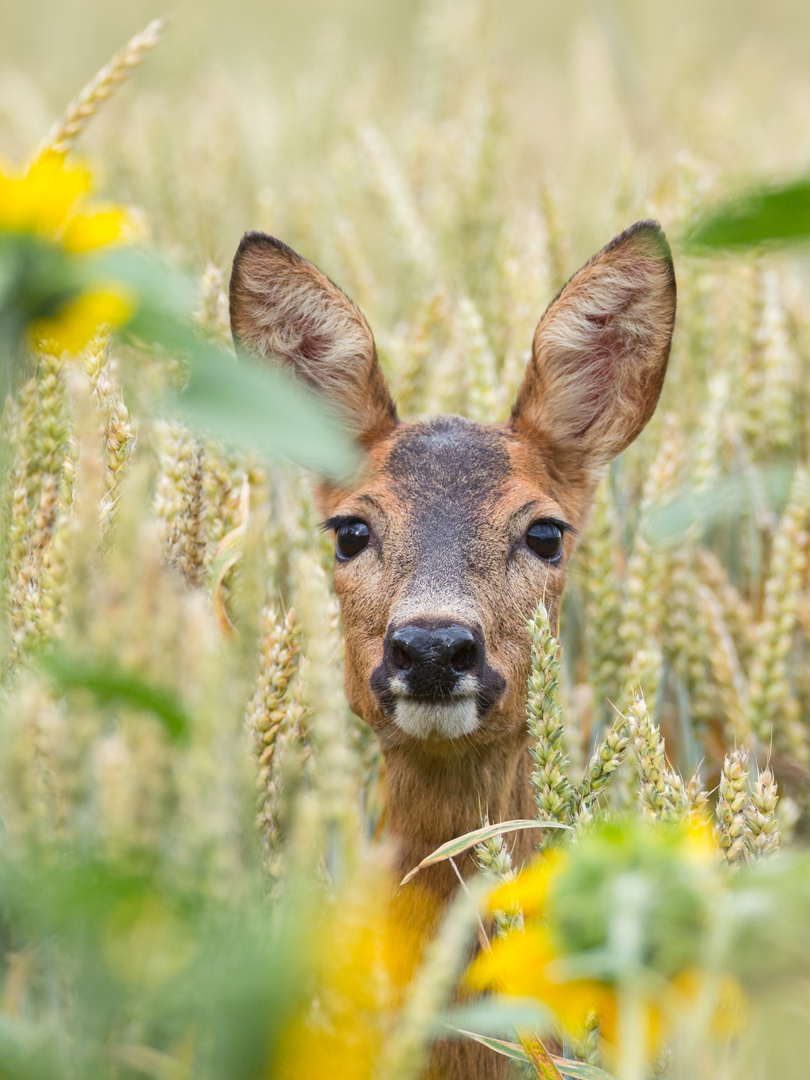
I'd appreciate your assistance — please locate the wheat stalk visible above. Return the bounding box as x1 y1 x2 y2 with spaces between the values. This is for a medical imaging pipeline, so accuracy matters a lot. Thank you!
526 600 574 834
38 18 166 157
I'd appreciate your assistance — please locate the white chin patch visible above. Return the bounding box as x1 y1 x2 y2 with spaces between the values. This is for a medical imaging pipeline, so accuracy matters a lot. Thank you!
394 698 479 739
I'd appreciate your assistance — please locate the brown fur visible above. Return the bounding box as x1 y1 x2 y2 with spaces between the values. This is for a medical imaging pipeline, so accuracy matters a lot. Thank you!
229 221 676 1080
230 232 397 448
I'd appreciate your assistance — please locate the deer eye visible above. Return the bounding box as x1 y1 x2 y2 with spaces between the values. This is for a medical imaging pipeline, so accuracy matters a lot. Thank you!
526 520 563 562
335 520 370 561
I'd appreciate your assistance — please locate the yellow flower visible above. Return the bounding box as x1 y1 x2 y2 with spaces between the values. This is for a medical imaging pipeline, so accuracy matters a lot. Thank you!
274 867 425 1080
31 288 133 355
0 152 129 247
487 846 566 919
469 819 736 1066
0 152 135 355
468 922 614 1040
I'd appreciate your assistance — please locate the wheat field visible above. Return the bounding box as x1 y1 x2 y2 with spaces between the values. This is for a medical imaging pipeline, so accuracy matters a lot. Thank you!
2 4 810 1079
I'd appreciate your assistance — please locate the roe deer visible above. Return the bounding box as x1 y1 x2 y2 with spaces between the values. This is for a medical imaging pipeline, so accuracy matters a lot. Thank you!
230 221 676 1080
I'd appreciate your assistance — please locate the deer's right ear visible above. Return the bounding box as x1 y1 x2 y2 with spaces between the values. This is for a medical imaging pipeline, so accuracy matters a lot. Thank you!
510 220 676 472
229 232 397 449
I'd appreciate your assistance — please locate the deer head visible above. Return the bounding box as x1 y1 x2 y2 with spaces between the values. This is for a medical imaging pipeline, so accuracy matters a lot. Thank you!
230 224 675 762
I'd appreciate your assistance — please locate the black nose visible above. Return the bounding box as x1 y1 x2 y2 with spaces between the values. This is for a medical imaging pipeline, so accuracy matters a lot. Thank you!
388 623 480 696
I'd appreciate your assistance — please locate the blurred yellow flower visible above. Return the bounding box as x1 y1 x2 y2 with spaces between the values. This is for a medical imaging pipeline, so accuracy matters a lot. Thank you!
275 867 426 1080
468 819 736 1068
1 151 134 355
487 846 566 920
468 920 615 1040
0 152 129 248
31 288 133 354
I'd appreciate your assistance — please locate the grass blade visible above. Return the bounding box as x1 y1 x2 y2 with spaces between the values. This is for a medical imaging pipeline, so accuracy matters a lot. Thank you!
520 1031 565 1080
453 1031 615 1080
684 176 810 250
39 649 190 742
400 819 569 886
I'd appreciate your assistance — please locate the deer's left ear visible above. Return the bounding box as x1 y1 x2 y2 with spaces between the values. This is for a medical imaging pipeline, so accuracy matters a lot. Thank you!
229 231 398 450
510 220 676 467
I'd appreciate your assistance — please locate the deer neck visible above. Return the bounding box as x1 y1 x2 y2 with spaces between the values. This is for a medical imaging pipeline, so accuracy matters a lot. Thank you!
381 728 536 903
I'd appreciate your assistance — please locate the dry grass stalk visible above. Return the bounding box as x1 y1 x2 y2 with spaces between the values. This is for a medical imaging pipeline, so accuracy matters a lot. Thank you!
620 415 685 673
626 691 688 822
84 334 135 512
359 123 436 273
746 466 810 761
695 582 748 745
744 766 780 860
579 478 623 724
294 553 359 846
38 18 166 156
153 423 208 587
460 295 499 422
577 714 630 817
195 263 232 344
5 352 71 653
695 549 756 667
715 747 750 865
246 604 301 853
473 823 523 937
527 601 574 834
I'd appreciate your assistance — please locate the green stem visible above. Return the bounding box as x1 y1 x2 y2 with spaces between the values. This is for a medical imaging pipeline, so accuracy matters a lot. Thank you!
616 985 647 1080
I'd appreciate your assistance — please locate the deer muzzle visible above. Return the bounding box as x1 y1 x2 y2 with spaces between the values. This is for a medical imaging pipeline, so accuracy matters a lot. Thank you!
370 619 506 740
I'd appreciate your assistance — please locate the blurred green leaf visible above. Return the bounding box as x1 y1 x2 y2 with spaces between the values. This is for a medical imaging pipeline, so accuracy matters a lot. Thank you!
38 649 190 742
173 343 360 482
0 240 360 481
0 233 83 398
93 247 198 324
684 176 810 250
0 850 316 1080
95 248 361 480
448 1029 616 1080
646 466 793 543
437 996 551 1037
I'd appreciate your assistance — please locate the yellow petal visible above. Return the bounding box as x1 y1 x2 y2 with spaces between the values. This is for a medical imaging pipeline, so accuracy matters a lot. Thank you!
467 925 613 1040
488 848 566 918
0 153 92 236
62 208 130 251
30 287 133 356
467 925 557 996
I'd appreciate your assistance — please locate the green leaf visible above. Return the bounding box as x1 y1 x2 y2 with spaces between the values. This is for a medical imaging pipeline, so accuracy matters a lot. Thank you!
400 819 569 886
172 343 360 482
521 1032 566 1080
436 996 552 1038
645 466 793 543
38 650 191 742
683 176 810 250
93 248 361 480
453 1029 531 1064
548 1057 616 1080
91 247 198 325
450 1031 616 1080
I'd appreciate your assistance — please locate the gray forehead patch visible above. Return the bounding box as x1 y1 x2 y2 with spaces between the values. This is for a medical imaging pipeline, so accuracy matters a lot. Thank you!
386 415 510 499
384 417 511 593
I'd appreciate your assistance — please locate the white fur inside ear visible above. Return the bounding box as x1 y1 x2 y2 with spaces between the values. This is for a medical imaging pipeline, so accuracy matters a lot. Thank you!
394 698 479 739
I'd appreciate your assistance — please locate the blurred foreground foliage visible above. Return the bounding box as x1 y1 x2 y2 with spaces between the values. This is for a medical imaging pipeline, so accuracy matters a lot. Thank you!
2 6 810 1080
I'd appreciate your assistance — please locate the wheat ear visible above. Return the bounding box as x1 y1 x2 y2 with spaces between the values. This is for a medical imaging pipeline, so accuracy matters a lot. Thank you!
38 18 166 156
